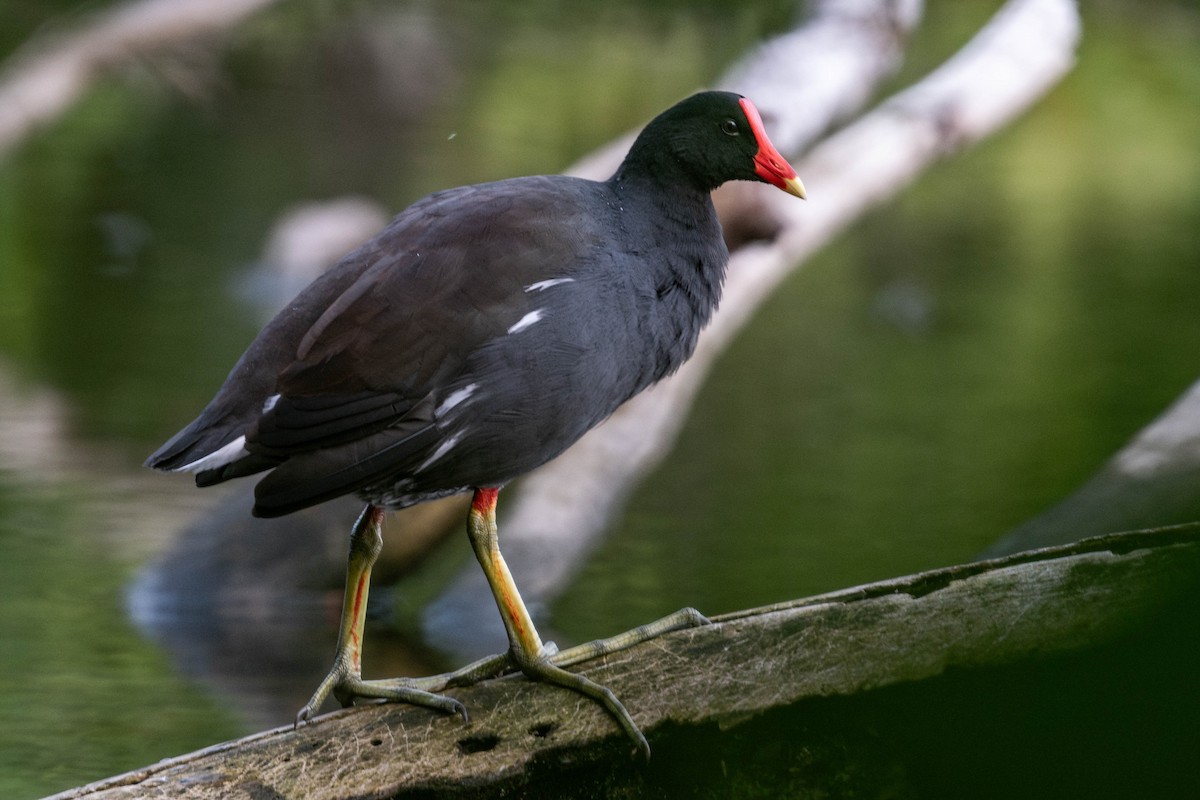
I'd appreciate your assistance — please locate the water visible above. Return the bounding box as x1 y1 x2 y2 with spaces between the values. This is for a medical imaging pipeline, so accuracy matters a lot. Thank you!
2 0 1199 797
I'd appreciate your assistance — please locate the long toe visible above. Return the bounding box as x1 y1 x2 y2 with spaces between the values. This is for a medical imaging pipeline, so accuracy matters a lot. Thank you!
549 606 711 669
348 678 469 720
518 655 651 761
295 670 469 727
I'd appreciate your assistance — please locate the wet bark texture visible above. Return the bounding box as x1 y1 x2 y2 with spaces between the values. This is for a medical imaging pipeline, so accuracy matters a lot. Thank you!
49 525 1200 799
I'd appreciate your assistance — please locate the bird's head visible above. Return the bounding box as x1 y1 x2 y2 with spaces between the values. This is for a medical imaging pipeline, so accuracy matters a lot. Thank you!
628 91 806 199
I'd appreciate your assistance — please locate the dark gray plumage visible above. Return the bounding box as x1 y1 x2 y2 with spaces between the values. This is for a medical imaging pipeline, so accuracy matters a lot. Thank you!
147 91 802 518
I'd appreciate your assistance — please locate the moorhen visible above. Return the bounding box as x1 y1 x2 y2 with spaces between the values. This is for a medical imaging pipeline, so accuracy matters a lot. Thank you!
147 90 805 758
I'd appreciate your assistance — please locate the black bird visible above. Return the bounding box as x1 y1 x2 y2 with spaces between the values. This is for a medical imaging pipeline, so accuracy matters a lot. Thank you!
147 90 805 757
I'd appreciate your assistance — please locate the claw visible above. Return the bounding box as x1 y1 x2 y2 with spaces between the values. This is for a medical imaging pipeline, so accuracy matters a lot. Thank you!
447 699 470 722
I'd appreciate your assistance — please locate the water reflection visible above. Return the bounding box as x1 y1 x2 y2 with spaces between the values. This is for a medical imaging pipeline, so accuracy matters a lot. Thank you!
127 486 473 729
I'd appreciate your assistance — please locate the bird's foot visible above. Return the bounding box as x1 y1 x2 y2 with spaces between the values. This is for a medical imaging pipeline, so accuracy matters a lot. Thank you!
451 607 707 759
515 646 652 761
518 606 709 760
293 606 709 758
294 656 468 728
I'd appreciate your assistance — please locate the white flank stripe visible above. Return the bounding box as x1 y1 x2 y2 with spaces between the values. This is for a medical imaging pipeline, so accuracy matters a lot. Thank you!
416 430 465 473
262 393 281 413
436 383 478 417
524 277 575 293
507 309 544 335
174 435 248 473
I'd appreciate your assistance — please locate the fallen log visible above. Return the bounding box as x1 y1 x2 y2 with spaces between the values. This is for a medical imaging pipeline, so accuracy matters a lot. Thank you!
49 523 1200 799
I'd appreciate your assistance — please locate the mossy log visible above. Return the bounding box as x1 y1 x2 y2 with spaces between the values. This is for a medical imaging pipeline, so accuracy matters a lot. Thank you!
49 524 1200 799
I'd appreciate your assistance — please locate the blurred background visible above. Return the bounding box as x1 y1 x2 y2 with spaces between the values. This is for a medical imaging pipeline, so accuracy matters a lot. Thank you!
1 0 1199 796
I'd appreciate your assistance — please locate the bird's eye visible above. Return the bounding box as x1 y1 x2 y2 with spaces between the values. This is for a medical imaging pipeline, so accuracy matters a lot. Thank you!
721 119 740 136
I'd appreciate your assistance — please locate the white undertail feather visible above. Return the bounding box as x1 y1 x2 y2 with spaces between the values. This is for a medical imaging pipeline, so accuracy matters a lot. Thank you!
173 435 249 473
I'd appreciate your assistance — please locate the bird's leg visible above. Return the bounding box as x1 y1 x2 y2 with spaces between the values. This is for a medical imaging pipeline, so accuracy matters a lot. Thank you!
466 487 652 760
294 503 466 726
295 495 705 751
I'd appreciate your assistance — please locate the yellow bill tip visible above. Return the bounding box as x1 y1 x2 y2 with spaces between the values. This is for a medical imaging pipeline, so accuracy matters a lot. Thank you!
782 175 807 200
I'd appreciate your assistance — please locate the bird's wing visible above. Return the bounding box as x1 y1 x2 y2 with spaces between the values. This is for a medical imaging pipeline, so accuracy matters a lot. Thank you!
248 177 600 459
145 240 386 474
250 411 448 516
290 183 596 381
154 175 604 511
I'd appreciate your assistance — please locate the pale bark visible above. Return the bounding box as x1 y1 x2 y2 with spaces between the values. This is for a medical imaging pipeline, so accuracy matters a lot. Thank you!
0 0 283 156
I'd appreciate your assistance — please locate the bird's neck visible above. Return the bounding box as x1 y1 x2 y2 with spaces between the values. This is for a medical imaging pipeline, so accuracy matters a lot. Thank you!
610 140 717 201
607 157 719 238
605 160 729 388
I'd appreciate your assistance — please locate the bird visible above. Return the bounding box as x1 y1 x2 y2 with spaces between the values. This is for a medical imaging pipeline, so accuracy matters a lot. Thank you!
146 90 805 758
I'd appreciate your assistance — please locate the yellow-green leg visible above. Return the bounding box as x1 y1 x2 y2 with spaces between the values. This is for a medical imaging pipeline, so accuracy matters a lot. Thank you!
463 487 663 760
296 493 709 760
294 504 466 726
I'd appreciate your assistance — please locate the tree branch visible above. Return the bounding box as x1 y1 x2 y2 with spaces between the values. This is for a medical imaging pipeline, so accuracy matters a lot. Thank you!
0 0 283 158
